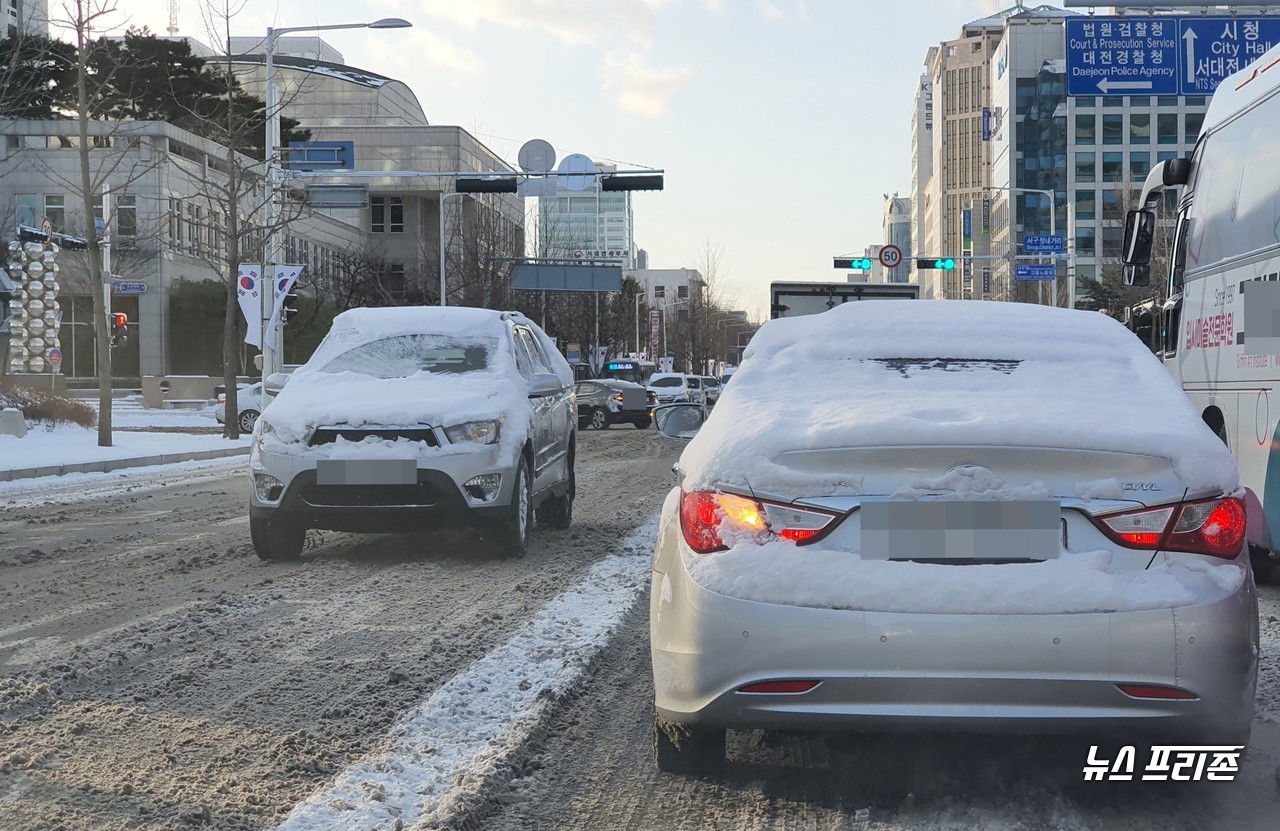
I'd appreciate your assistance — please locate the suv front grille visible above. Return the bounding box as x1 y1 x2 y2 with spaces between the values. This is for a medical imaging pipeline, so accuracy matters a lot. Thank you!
307 428 439 447
300 482 442 508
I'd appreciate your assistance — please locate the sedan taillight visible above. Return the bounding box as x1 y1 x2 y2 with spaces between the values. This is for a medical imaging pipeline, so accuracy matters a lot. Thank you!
679 490 840 554
1092 496 1246 559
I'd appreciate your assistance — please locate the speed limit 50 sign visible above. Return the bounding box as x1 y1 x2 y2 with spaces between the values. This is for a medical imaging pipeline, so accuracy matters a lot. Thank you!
878 245 902 270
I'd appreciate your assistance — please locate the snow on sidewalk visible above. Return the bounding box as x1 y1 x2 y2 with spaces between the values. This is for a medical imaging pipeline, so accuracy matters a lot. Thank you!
0 424 250 478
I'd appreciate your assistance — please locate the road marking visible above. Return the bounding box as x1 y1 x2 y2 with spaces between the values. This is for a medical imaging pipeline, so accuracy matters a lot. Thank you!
276 517 660 831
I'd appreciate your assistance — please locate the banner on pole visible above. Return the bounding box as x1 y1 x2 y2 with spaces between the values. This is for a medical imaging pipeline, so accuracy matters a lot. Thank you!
265 264 304 351
237 264 263 349
649 309 660 360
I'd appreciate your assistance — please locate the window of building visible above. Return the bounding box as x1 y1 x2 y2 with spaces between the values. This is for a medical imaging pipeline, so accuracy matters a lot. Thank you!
388 196 404 232
382 263 406 297
1075 114 1096 145
1015 78 1036 115
1075 151 1096 182
1157 96 1179 106
44 194 64 231
1101 224 1123 257
1102 113 1123 144
654 285 665 300
114 194 137 237
1102 152 1124 182
1158 113 1179 144
1129 112 1151 144
1129 96 1150 108
370 196 385 233
187 204 202 256
1102 189 1123 219
1185 111 1205 144
14 194 38 227
1103 96 1123 108
1076 227 1096 255
1157 150 1179 163
677 285 689 300
1075 189 1096 220
1185 96 1207 106
1129 151 1151 181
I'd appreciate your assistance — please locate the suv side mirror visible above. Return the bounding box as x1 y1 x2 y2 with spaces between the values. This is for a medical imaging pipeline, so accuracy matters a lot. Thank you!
1122 209 1156 266
529 372 564 398
264 372 290 396
654 403 707 440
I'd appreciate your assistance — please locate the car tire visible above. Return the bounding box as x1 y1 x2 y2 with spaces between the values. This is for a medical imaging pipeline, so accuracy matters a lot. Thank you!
239 409 260 434
250 512 305 561
635 419 651 429
589 407 609 430
494 455 532 559
653 717 724 776
537 453 574 530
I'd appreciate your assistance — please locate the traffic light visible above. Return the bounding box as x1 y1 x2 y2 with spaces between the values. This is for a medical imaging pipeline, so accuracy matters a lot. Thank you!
599 174 664 192
916 258 957 270
455 177 519 194
109 312 128 347
281 291 300 324
834 257 874 270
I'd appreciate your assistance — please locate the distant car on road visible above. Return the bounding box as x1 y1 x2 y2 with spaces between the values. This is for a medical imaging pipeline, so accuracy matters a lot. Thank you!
574 378 656 429
647 372 693 405
216 383 262 433
649 300 1257 775
698 375 721 406
248 307 576 562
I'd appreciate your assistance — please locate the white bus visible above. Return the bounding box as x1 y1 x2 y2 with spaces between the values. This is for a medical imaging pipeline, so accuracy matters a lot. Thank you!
1122 43 1280 582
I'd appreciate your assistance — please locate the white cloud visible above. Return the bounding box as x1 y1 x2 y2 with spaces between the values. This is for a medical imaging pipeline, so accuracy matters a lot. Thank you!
410 0 664 47
601 52 693 118
759 0 786 20
373 28 484 75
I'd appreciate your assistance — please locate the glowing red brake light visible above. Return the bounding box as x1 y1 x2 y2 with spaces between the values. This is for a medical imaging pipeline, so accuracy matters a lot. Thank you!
1094 496 1246 559
679 491 838 554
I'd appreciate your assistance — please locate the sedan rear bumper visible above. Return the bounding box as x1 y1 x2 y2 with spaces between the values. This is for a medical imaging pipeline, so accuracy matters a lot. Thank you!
651 557 1258 741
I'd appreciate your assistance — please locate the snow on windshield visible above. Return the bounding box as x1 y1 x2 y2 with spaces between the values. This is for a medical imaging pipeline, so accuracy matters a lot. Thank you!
678 300 1239 495
320 335 497 379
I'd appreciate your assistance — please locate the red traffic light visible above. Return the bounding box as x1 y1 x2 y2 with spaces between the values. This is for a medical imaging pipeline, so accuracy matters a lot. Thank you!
111 312 128 327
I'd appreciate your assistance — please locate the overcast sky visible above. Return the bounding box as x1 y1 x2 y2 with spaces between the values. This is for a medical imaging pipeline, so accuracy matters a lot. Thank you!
131 0 1013 318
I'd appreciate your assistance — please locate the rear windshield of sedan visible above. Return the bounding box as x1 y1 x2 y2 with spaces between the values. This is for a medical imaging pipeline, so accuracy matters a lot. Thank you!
321 334 499 378
650 377 683 387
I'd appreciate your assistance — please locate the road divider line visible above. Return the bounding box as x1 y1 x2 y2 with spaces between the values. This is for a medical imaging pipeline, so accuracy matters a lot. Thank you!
276 517 661 831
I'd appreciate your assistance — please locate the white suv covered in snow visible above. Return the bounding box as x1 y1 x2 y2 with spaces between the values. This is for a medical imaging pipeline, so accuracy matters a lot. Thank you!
248 307 576 560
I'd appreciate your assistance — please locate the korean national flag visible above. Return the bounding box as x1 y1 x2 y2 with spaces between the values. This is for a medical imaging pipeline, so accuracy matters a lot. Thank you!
237 264 263 348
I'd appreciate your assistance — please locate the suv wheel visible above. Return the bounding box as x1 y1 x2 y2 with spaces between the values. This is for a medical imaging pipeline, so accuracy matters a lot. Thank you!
589 407 609 430
653 716 724 776
494 455 532 559
250 512 305 561
239 409 260 434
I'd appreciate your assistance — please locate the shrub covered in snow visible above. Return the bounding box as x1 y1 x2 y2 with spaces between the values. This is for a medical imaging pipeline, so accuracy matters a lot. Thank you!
0 379 96 428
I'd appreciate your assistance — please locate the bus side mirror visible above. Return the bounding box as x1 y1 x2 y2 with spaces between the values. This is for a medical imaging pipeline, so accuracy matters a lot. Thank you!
1122 209 1156 266
1123 264 1151 287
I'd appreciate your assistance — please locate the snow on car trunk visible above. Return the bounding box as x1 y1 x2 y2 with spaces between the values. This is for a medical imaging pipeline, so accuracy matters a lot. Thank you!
679 300 1238 497
670 301 1247 615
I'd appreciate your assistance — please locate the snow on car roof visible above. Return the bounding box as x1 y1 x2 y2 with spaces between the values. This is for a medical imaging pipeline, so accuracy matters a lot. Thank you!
679 300 1239 495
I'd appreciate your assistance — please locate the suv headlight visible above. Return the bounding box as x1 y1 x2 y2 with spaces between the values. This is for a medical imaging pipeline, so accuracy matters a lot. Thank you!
445 419 502 445
252 417 275 443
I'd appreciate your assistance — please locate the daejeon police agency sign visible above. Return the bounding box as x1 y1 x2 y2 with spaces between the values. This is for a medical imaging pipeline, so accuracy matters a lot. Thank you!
1067 16 1280 96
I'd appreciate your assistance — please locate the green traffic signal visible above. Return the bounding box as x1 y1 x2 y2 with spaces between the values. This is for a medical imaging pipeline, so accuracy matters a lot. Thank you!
935 258 955 270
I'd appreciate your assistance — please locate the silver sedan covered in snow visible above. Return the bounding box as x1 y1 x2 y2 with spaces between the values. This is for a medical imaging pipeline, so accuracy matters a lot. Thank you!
649 300 1258 774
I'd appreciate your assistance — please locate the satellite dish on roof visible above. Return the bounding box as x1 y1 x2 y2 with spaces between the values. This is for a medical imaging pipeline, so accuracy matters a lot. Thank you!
518 139 556 173
558 153 596 192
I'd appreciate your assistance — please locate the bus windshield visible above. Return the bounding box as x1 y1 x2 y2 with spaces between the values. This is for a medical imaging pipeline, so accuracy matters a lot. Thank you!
599 360 656 386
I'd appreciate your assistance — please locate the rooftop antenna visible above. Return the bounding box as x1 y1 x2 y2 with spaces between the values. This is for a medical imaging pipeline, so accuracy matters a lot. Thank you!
167 0 179 35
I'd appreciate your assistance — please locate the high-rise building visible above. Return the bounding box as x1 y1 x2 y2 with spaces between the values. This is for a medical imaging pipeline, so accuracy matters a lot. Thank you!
986 9 1208 305
909 68 934 285
920 13 1004 299
882 194 912 283
4 0 48 39
537 163 636 267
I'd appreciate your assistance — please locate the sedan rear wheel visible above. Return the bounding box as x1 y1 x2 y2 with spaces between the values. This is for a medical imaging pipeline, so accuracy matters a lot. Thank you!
239 409 260 434
653 716 725 776
589 407 609 430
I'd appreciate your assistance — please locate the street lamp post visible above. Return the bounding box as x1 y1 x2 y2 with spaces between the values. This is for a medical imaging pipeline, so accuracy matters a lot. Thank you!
985 186 1058 306
260 17 411 382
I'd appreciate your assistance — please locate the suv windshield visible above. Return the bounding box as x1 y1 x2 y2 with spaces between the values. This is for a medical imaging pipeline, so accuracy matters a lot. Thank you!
651 377 683 387
321 334 498 379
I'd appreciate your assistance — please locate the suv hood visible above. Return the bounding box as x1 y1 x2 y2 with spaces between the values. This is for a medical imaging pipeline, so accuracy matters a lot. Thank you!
262 370 530 447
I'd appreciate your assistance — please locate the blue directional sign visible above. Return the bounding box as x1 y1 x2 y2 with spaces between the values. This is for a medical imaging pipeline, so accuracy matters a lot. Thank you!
1067 16 1280 97
1015 264 1057 282
1023 234 1064 254
1067 17 1179 96
1181 17 1280 96
112 280 147 294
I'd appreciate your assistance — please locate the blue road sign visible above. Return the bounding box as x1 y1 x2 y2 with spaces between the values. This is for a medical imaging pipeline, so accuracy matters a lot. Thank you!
112 281 147 294
1015 264 1057 281
1067 16 1280 97
1023 234 1064 254
1181 18 1280 96
94 217 105 234
1067 17 1179 96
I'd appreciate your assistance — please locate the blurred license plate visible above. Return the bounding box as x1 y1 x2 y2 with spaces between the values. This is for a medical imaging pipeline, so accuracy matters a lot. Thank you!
859 500 1060 560
316 459 416 486
621 388 646 409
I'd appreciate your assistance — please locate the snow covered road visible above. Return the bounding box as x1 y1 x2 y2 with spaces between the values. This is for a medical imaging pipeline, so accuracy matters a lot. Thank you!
1 427 1278 830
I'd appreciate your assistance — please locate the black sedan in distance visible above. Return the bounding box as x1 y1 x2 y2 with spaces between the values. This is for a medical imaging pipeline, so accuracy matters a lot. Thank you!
574 378 656 429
